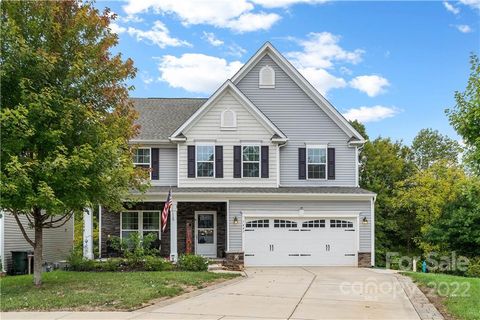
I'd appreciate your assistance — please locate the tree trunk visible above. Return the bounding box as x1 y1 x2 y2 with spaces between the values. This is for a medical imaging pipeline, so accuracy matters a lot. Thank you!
33 226 43 287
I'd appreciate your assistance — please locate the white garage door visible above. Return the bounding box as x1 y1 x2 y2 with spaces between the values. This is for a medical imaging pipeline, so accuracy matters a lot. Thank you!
244 217 357 266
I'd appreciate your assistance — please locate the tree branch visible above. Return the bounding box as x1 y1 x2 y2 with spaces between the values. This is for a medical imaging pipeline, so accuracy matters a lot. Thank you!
12 211 35 247
43 212 74 228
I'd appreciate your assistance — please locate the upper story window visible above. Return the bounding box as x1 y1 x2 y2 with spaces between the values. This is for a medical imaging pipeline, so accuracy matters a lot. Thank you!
259 65 275 88
307 146 327 179
242 145 260 177
221 109 237 129
196 145 215 177
133 148 150 169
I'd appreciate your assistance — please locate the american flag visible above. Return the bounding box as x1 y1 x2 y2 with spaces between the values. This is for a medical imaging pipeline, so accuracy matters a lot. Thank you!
161 188 173 232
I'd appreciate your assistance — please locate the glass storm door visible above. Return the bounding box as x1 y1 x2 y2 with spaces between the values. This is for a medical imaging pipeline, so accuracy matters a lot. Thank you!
195 212 217 257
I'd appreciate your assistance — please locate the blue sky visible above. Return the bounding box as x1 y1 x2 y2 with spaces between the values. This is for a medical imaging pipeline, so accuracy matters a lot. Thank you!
97 0 479 144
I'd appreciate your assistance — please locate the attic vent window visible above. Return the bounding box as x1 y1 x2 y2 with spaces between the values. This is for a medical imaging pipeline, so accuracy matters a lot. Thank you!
259 65 275 88
221 109 237 129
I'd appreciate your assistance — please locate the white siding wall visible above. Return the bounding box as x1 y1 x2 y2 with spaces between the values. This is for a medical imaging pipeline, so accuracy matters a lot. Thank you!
2 213 74 272
228 200 371 253
178 90 278 187
159 147 177 186
236 54 357 186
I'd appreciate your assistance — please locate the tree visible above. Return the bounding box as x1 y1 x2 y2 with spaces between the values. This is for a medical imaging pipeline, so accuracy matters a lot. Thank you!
359 137 416 264
424 178 480 258
0 1 146 286
411 128 462 169
395 161 468 253
349 120 369 140
446 54 480 175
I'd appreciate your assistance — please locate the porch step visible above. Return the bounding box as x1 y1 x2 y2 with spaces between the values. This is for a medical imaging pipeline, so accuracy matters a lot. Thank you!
208 263 224 271
207 258 225 265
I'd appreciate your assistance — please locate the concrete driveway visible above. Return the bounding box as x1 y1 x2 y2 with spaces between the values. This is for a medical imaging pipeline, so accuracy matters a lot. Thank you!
143 267 421 320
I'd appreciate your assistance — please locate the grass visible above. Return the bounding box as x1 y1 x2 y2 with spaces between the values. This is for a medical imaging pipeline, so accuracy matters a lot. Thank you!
406 272 480 320
0 270 238 311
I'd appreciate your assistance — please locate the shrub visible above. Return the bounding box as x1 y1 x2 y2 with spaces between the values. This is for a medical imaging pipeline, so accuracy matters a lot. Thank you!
67 251 96 271
144 256 173 271
96 258 123 272
177 254 208 272
467 258 480 278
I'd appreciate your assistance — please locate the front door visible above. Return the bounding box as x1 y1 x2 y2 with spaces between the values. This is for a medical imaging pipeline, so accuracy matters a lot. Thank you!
195 211 217 257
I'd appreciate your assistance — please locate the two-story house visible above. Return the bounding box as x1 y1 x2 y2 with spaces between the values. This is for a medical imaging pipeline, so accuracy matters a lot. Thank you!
99 42 376 267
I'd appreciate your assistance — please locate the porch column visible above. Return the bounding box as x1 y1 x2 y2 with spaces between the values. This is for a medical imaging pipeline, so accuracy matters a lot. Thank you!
169 201 178 262
83 207 94 260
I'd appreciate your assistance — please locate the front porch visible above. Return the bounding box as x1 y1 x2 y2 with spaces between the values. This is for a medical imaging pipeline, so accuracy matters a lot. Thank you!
100 201 227 260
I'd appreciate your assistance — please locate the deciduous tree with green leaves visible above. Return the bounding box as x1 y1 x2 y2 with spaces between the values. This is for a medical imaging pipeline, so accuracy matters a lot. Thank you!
411 128 462 170
447 54 480 175
0 1 147 286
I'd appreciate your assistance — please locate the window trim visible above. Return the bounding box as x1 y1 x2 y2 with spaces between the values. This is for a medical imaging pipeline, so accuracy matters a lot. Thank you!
306 145 328 180
241 144 261 178
120 210 161 240
259 65 275 89
195 144 215 178
220 109 237 130
133 147 152 180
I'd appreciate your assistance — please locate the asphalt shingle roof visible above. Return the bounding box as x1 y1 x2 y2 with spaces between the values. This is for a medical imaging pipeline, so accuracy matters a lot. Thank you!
131 98 207 141
137 186 375 195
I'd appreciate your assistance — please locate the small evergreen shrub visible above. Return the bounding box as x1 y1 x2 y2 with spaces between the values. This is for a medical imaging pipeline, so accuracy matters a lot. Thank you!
177 254 209 272
144 256 174 271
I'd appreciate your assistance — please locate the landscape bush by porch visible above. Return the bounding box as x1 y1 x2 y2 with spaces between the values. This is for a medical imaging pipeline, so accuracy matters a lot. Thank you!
67 252 173 272
177 254 209 272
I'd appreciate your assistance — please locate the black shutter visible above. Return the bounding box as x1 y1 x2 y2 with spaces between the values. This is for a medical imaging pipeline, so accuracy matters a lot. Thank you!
261 146 269 178
328 148 335 180
187 145 195 178
215 146 223 178
298 148 306 180
151 148 159 180
233 146 241 178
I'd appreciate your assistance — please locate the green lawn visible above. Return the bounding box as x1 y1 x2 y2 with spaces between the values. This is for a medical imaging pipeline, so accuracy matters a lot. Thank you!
406 272 480 320
0 270 238 311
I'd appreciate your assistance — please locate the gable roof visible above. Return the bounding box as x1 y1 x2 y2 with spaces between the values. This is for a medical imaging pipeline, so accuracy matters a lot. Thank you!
231 42 366 143
169 80 288 142
130 98 206 142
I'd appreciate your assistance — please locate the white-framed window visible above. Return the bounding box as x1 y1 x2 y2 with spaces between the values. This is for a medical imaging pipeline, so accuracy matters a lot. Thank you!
133 148 151 169
221 109 237 129
242 145 260 177
330 219 353 228
246 219 269 228
259 65 275 88
121 211 161 240
302 220 326 228
196 145 215 177
307 145 327 179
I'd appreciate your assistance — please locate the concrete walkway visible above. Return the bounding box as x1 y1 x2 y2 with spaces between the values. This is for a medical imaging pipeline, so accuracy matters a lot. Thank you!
3 267 430 320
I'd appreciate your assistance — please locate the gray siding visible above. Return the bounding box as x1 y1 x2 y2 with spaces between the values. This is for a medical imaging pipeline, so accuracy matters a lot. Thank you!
159 147 177 186
236 54 357 186
2 213 74 272
178 90 278 187
228 200 371 253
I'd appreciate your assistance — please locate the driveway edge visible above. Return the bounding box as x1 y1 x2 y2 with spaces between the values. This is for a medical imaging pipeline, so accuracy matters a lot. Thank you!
395 274 444 320
136 274 246 313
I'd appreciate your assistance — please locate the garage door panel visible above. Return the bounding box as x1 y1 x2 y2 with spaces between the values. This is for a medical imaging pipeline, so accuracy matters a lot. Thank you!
244 217 357 266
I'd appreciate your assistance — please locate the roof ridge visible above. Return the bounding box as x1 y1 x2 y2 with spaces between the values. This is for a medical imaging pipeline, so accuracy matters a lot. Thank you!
130 97 208 100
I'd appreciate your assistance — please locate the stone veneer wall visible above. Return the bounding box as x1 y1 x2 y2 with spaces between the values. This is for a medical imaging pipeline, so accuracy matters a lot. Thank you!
358 252 372 267
101 202 226 258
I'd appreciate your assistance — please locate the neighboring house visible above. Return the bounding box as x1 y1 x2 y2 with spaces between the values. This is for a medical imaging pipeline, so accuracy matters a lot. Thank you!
0 212 74 273
99 42 376 267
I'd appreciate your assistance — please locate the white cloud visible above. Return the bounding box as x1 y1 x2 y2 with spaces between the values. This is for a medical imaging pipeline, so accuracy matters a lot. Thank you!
110 22 126 34
343 105 400 123
443 1 460 14
286 32 364 69
251 0 328 8
141 72 154 85
127 21 191 48
226 12 281 33
157 54 243 94
459 0 480 10
226 43 247 58
122 0 279 32
349 75 390 97
298 67 347 95
455 24 473 33
202 32 224 46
